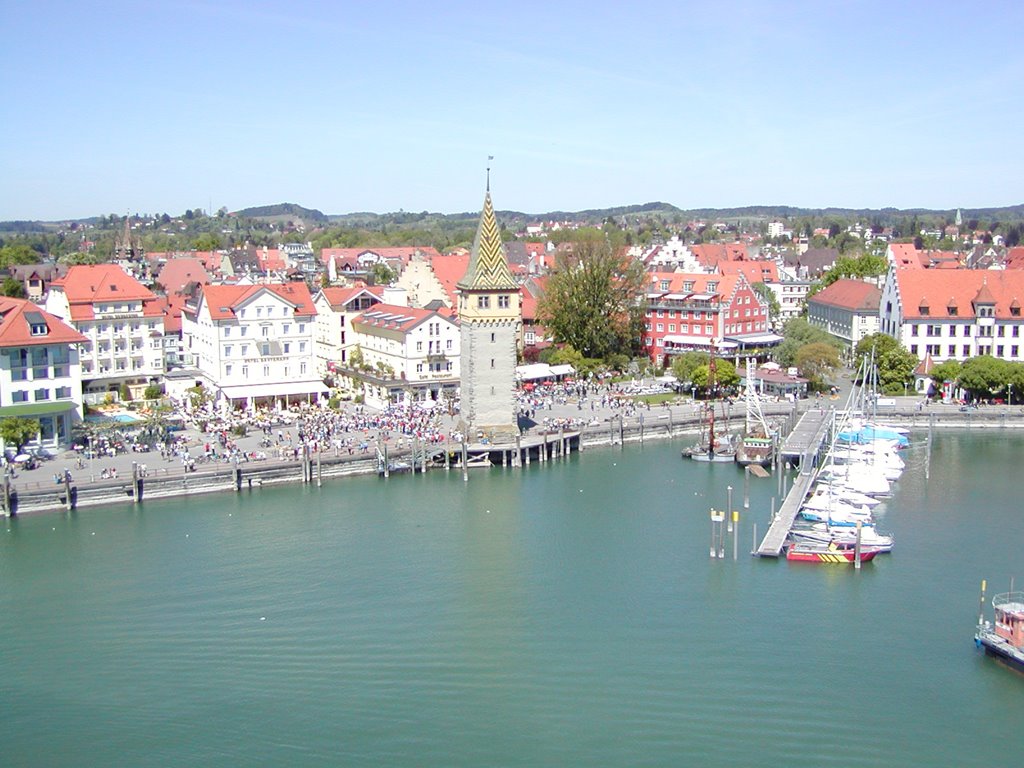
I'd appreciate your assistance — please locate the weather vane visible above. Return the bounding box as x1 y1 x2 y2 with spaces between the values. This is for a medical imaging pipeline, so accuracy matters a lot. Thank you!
487 155 494 191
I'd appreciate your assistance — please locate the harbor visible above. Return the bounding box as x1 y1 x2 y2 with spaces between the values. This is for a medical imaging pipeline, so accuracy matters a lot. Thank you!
2 430 1021 767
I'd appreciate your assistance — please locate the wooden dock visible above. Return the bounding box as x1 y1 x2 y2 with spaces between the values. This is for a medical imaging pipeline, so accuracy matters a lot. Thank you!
780 409 833 462
756 409 834 557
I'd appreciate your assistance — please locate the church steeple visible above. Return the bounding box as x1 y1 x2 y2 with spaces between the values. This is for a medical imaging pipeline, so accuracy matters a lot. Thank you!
457 189 517 292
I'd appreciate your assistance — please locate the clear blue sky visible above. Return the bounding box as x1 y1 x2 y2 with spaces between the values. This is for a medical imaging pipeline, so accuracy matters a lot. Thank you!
3 0 1023 220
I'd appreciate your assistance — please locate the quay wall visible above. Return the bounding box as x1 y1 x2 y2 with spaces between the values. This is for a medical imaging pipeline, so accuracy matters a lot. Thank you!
9 404 1022 516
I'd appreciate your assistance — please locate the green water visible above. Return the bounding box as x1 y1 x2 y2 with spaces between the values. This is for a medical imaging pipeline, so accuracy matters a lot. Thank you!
1 432 1022 767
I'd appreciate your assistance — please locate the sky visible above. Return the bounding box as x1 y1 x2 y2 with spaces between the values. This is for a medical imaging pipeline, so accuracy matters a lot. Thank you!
3 0 1023 220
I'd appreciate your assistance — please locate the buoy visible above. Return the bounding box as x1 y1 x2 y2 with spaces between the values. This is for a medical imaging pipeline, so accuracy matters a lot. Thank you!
260 616 266 621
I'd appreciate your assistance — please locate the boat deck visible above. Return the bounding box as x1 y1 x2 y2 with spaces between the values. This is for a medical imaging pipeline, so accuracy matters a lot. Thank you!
755 470 816 557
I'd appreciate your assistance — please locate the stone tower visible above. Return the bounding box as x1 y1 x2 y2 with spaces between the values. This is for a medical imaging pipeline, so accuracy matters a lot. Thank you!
457 184 521 441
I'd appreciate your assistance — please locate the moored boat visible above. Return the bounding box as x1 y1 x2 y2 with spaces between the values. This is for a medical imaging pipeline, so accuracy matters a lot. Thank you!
786 541 881 564
975 580 1024 673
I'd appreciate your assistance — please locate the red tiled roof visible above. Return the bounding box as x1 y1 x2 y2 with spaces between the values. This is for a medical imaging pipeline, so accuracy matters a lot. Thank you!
320 246 443 268
717 260 778 284
808 279 882 312
352 303 456 334
429 253 471 311
318 284 383 311
199 283 316 321
0 297 87 347
646 271 741 298
889 243 922 269
895 270 1024 320
155 257 212 295
50 264 161 321
1005 247 1024 270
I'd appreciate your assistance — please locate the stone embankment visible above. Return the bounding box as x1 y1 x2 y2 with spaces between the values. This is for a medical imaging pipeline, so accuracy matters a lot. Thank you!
7 402 1021 516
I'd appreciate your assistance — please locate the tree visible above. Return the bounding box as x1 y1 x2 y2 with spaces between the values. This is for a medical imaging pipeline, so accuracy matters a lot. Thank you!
796 342 841 391
958 355 1011 400
0 276 26 298
369 262 397 285
670 351 709 385
537 236 647 361
928 360 962 397
775 317 841 368
820 253 887 288
0 417 39 453
192 233 222 251
0 243 42 268
689 358 739 395
855 333 917 394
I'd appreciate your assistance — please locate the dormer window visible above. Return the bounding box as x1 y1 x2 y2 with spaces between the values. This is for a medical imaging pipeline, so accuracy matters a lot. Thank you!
707 281 718 292
919 303 930 317
30 323 47 336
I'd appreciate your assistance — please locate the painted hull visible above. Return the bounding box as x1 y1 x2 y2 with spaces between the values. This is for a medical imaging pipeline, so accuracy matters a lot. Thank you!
786 544 880 563
686 450 736 463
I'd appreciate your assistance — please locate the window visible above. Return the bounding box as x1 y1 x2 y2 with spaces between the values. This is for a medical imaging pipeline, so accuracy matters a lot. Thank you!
948 345 956 357
683 281 694 291
657 310 664 318
963 345 970 357
241 327 248 336
298 323 305 334
656 323 664 332
1015 327 1021 338
300 362 306 375
261 344 270 356
225 364 232 376
299 342 306 353
261 326 269 337
284 342 290 354
224 345 232 357
669 324 675 332
446 339 452 350
1013 346 1019 358
12 391 27 403
490 358 495 368
949 326 957 337
263 365 270 377
416 341 423 352
491 333 495 343
34 388 49 402
242 365 248 377
997 345 1004 357
283 324 290 335
998 326 1006 337
477 296 490 309
498 295 510 309
416 363 423 373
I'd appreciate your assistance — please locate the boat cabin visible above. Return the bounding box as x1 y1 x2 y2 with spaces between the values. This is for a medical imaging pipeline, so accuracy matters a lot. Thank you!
992 592 1024 647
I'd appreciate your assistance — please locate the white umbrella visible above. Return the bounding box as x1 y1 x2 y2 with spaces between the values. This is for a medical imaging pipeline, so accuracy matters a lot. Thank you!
14 454 31 462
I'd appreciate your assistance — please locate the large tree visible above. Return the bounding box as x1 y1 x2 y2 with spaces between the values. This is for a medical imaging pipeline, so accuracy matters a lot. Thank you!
774 317 841 368
855 333 918 394
537 236 647 361
957 355 1012 400
690 358 739 395
671 351 709 385
795 342 841 391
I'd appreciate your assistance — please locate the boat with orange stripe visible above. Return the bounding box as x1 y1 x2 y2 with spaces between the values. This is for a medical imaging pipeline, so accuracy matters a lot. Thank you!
785 541 881 564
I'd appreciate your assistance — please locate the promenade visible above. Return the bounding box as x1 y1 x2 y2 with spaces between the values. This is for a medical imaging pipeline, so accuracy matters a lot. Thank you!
5 390 1023 515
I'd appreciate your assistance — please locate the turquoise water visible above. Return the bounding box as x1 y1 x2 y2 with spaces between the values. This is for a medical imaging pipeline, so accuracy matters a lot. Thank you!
1 432 1022 766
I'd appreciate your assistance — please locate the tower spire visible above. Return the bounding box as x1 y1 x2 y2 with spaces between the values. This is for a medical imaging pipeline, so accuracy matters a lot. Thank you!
457 182 517 291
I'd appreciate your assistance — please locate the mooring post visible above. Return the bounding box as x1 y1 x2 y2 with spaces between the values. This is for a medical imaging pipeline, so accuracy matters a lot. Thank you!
461 440 468 482
64 471 73 512
559 426 565 459
743 465 750 509
733 510 739 560
316 449 322 488
2 470 11 517
515 434 521 468
618 416 624 446
383 442 390 479
234 455 241 492
639 412 644 445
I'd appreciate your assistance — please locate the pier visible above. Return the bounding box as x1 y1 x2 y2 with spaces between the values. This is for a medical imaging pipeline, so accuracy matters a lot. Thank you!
756 409 834 557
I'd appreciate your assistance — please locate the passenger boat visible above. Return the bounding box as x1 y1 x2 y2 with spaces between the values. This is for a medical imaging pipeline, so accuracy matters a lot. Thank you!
975 580 1024 673
786 541 880 564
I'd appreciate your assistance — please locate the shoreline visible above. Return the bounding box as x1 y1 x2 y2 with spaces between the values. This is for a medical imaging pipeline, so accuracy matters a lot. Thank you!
6 403 1024 517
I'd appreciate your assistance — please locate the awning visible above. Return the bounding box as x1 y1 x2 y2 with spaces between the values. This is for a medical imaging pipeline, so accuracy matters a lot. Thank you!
549 364 575 376
218 381 329 400
662 336 738 350
0 401 78 418
726 333 785 345
516 363 553 381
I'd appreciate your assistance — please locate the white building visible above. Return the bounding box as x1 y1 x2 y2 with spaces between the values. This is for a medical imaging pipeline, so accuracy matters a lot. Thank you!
45 264 166 404
0 298 85 450
311 284 384 378
880 267 1024 368
805 279 881 349
181 283 327 412
345 304 460 409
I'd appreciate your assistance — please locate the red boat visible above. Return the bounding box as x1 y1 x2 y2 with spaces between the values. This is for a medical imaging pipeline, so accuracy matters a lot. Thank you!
786 541 880 564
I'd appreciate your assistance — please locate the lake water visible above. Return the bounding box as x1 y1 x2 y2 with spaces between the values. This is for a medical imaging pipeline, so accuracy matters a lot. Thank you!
2 431 1022 766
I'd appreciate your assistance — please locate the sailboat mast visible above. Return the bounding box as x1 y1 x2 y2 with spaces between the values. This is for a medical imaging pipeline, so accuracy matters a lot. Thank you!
708 341 718 454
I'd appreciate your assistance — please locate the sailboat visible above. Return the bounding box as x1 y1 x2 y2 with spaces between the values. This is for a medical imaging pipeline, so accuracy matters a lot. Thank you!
682 341 736 462
734 358 775 467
